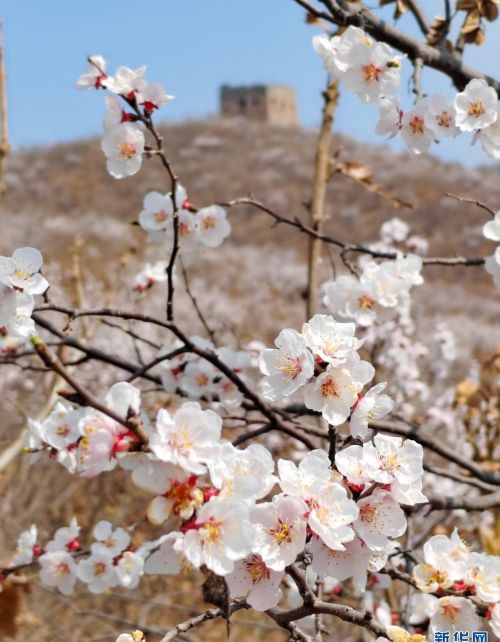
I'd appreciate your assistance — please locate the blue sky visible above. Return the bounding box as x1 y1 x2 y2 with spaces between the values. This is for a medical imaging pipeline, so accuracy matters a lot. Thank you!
2 0 500 165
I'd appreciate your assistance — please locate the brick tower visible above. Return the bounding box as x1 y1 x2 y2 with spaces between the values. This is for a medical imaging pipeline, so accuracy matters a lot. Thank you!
220 84 298 126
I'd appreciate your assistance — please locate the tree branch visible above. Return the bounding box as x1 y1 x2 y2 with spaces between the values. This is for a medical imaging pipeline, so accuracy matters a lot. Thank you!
293 0 500 92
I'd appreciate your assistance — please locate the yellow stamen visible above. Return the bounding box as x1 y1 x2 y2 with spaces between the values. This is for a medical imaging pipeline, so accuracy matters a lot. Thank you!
119 142 136 160
269 518 293 545
468 101 485 119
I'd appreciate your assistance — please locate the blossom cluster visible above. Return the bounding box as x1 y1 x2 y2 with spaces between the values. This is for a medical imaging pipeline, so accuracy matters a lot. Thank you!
157 337 253 407
410 529 500 638
10 518 148 595
259 312 394 431
78 56 232 267
26 382 145 477
313 26 500 158
0 247 48 351
321 252 423 328
138 183 231 260
15 391 430 613
77 55 173 178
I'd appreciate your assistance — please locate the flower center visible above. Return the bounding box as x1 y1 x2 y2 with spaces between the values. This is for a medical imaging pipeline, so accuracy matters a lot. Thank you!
245 555 270 584
358 294 375 310
409 116 424 135
202 215 216 230
437 111 452 128
57 424 71 437
170 428 194 454
441 602 460 622
270 518 293 545
14 269 30 280
202 518 222 545
119 142 137 160
165 477 199 516
362 63 381 83
278 355 302 381
104 536 117 549
322 339 338 357
56 561 70 576
321 377 339 398
360 504 377 524
179 222 192 237
468 101 485 118
195 373 210 387
94 561 107 576
381 453 400 472
154 210 168 223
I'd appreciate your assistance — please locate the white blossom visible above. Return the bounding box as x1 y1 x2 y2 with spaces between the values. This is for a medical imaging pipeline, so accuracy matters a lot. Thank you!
11 525 38 565
143 532 185 575
137 81 174 112
304 356 374 426
208 442 276 502
77 54 107 89
195 205 231 248
322 275 378 327
466 552 500 603
349 383 394 439
363 434 424 486
46 518 80 553
251 494 307 571
375 96 402 139
400 99 435 154
106 65 147 97
133 260 168 292
77 552 118 593
308 535 372 593
116 551 144 589
454 79 498 132
380 217 409 244
306 481 359 550
0 247 48 295
278 449 332 500
335 445 372 486
429 596 482 636
91 520 130 557
301 314 363 366
312 27 372 80
482 211 500 242
39 551 78 595
425 93 459 139
477 103 500 158
484 247 500 288
101 123 145 179
343 41 402 103
132 460 202 523
180 497 253 575
226 554 284 611
353 489 407 551
150 402 221 474
259 328 315 400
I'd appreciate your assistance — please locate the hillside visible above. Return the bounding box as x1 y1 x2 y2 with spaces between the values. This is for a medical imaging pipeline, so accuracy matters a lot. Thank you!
0 117 499 642
2 116 499 270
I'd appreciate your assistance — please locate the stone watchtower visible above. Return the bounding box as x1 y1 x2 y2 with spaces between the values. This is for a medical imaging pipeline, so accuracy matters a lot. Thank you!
220 84 298 126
